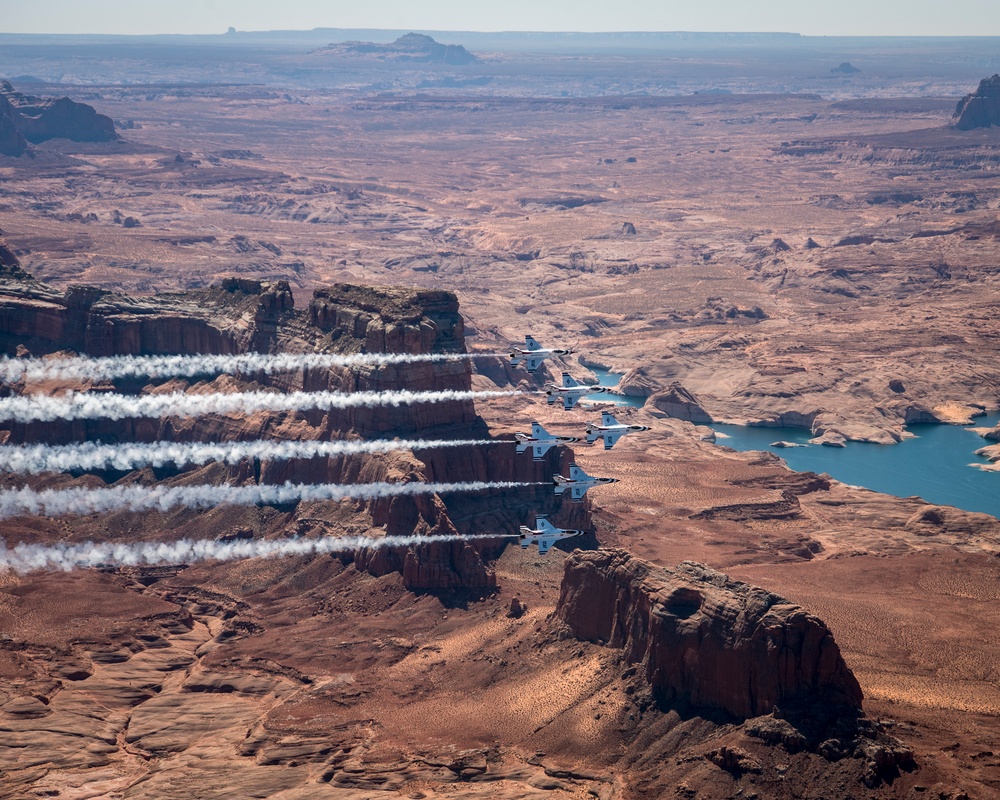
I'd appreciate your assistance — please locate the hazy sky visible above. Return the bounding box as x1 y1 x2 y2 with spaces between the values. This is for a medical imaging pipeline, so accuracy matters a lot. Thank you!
4 0 1000 37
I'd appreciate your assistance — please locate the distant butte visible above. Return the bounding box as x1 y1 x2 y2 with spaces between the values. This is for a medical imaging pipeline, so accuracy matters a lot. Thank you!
315 33 479 65
954 73 1000 130
0 80 117 156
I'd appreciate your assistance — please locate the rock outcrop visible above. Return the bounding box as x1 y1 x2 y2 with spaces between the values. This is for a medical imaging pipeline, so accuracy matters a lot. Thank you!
648 383 713 423
555 549 863 719
0 272 582 592
0 235 21 269
0 80 117 155
0 104 29 156
953 74 1000 130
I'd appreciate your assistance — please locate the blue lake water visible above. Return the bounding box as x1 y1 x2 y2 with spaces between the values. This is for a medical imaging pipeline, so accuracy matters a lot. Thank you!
581 367 646 408
711 414 1000 518
577 367 1000 517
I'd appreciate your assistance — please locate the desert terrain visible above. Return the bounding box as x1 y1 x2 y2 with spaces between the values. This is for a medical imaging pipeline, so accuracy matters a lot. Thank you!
1 31 999 799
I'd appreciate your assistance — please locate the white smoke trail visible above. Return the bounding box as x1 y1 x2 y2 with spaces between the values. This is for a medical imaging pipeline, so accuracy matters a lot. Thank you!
0 351 503 384
0 388 525 424
0 438 502 474
0 531 507 574
0 480 533 520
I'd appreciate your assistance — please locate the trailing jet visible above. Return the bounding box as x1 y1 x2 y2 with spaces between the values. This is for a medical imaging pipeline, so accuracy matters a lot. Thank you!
553 462 618 501
545 372 607 411
515 421 580 461
509 335 573 373
586 411 651 451
518 516 586 555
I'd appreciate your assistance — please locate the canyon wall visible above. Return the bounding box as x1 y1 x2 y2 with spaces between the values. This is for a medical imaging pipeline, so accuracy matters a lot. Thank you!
0 272 581 591
555 549 863 719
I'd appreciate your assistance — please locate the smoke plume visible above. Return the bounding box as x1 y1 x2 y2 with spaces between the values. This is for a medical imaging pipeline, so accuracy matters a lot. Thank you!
0 531 506 574
0 438 502 474
0 388 524 423
0 351 503 384
0 480 532 519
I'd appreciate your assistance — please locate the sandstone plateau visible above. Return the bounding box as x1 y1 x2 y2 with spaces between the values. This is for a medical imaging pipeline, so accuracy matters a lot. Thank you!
1 32 1000 799
954 73 1000 130
0 80 117 157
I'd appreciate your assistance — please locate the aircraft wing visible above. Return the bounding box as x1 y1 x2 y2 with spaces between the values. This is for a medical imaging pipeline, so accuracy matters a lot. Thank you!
603 431 624 450
537 537 554 555
562 394 580 411
533 443 550 460
571 485 588 501
525 356 543 372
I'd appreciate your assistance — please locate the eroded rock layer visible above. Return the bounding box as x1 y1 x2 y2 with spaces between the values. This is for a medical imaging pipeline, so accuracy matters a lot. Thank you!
555 549 863 719
0 80 117 155
954 73 1000 130
0 271 583 591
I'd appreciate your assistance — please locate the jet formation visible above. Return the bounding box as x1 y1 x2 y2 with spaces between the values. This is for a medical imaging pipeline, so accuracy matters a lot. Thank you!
518 516 587 554
553 463 619 502
509 337 649 552
545 372 606 411
509 335 573 374
515 421 580 461
586 411 652 451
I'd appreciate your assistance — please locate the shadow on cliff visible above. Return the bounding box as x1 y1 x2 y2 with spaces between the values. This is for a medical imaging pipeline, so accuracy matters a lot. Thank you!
553 548 917 790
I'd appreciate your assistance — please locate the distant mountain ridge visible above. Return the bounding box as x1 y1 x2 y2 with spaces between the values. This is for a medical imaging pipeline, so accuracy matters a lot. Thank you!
314 33 479 65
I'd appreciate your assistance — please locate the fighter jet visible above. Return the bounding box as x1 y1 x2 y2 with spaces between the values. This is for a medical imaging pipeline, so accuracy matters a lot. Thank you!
545 372 607 411
553 462 618 501
518 516 586 555
509 335 573 373
586 411 651 451
515 421 580 461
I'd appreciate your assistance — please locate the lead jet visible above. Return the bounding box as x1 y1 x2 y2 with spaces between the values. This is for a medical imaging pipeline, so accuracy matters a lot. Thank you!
545 372 607 411
518 516 586 555
509 335 573 374
553 462 618 501
515 421 580 461
586 411 651 451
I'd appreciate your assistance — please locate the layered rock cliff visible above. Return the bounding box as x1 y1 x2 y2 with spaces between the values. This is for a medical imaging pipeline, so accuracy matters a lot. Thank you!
555 549 863 719
0 237 21 269
954 73 1000 130
0 271 580 591
0 80 118 156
